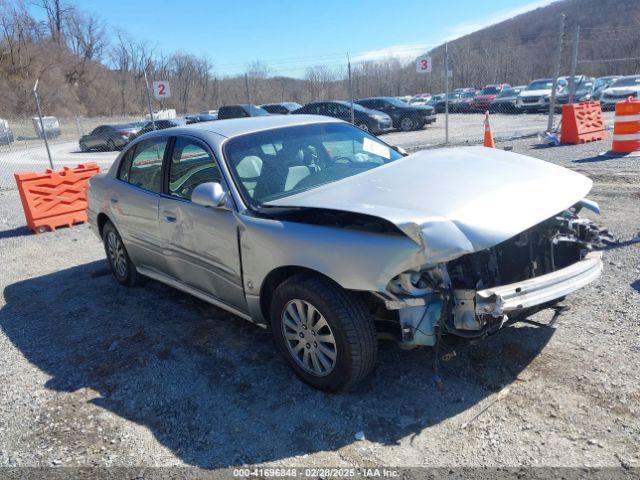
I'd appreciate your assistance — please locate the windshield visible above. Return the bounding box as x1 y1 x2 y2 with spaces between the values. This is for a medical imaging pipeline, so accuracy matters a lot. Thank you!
610 76 640 88
479 86 500 95
497 88 516 97
339 102 368 112
224 122 403 208
385 97 410 107
527 80 553 90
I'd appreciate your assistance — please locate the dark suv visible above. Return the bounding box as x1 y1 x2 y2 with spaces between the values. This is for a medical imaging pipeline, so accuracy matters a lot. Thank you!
217 104 270 119
292 101 392 135
356 97 435 131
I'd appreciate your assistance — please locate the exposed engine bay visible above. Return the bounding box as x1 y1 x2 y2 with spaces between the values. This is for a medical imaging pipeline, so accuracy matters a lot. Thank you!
378 205 614 347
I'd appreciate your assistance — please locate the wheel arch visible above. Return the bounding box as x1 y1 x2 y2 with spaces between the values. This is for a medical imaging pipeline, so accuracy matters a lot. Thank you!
96 212 112 237
259 265 343 323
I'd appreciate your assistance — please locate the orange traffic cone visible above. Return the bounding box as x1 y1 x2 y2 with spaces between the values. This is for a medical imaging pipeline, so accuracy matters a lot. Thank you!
484 111 495 148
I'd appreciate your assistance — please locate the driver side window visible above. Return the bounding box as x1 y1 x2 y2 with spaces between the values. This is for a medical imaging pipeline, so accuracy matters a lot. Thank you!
168 137 221 200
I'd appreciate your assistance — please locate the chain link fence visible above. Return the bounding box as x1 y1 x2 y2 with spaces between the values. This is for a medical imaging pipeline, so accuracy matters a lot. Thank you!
0 11 637 190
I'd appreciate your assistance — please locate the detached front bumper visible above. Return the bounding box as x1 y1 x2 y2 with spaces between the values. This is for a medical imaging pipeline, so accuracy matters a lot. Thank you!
476 251 603 315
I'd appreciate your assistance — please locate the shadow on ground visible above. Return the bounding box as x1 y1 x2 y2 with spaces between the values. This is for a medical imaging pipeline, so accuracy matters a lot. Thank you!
1 261 554 468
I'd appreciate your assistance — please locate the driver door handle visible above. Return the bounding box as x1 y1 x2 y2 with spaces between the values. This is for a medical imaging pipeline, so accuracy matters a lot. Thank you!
163 215 177 223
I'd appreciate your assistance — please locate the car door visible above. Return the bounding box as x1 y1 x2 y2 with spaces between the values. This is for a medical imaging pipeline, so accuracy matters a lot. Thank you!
158 135 246 310
109 136 169 273
87 127 103 149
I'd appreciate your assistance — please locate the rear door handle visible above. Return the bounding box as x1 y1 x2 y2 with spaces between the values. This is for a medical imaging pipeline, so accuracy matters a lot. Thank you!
164 215 176 222
110 197 118 204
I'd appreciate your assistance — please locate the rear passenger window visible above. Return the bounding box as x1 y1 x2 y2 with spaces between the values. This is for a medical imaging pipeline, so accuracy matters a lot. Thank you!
168 137 221 200
126 138 167 193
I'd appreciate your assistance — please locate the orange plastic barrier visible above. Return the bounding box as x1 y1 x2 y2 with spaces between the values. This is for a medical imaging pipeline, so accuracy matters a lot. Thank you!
560 101 606 145
611 97 640 153
14 163 101 233
483 111 495 148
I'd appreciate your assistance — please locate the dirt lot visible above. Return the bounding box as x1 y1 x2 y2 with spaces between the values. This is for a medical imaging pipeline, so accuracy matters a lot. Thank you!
0 136 638 472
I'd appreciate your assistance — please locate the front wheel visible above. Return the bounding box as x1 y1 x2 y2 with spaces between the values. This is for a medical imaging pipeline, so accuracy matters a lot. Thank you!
399 116 417 131
270 275 377 392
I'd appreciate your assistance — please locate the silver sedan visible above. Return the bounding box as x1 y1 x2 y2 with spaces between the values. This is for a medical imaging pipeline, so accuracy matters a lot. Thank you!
88 114 610 391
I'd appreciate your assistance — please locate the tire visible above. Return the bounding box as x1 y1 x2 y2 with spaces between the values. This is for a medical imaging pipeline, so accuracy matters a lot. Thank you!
270 274 377 392
399 116 416 132
106 139 116 151
102 221 138 286
79 142 88 152
356 122 369 133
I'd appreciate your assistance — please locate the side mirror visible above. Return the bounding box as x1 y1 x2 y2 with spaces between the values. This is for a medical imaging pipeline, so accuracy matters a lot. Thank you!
191 182 227 208
393 146 408 156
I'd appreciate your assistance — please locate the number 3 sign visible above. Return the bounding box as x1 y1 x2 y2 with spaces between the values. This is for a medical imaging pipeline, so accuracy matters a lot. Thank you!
153 81 171 99
416 56 432 74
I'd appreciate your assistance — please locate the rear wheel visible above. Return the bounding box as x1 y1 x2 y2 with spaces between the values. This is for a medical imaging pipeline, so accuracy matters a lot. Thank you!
79 142 88 152
270 275 377 392
102 221 138 286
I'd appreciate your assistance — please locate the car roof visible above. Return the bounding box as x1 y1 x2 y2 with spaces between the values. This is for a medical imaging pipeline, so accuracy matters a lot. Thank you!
141 114 342 140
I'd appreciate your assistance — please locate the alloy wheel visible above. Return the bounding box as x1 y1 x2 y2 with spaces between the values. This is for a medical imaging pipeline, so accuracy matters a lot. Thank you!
281 299 337 377
106 231 127 279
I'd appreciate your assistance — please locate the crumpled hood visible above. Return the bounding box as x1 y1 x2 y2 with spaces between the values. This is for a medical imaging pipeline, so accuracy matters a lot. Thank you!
265 146 593 264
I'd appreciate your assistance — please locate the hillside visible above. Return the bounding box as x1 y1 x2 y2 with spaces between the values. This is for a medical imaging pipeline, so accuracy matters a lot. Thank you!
412 0 640 93
1 0 638 117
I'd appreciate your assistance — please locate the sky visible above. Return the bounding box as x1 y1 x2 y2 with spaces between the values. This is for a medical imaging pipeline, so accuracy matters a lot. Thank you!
34 0 556 77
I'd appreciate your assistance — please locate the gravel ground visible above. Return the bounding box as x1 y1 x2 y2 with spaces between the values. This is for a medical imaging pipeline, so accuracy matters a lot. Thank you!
0 136 638 472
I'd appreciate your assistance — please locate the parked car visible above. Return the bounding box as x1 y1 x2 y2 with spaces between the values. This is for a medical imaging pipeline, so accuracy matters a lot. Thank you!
218 104 270 119
79 124 141 151
185 113 217 124
260 102 303 115
292 101 392 134
600 75 640 110
409 94 431 105
470 84 511 111
431 92 460 113
516 78 568 112
0 118 14 145
131 118 188 139
556 77 595 107
449 90 477 113
32 116 60 139
355 97 435 131
426 93 445 110
593 76 620 100
489 86 524 113
88 114 610 391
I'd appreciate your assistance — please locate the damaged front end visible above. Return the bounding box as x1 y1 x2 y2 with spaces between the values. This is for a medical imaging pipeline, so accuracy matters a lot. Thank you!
377 206 613 347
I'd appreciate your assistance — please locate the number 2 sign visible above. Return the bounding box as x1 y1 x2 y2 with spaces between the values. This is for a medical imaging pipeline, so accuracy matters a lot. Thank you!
416 56 432 74
153 81 171 100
